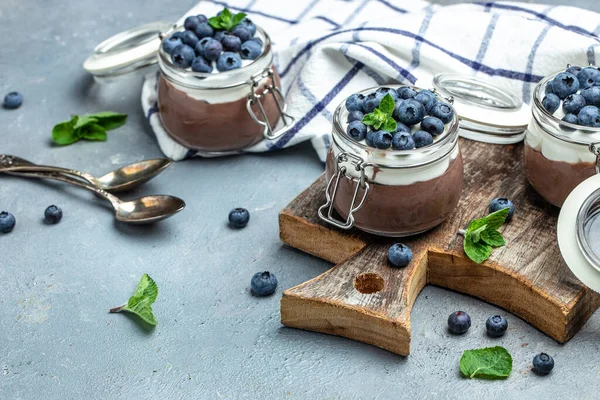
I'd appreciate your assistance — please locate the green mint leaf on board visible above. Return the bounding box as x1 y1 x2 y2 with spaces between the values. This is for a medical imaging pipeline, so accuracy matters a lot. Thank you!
51 112 127 145
73 115 99 130
482 208 510 231
79 124 108 142
480 229 506 247
463 231 492 264
382 117 397 133
87 111 127 131
110 273 158 326
51 116 80 145
379 93 395 116
460 346 512 380
469 224 487 244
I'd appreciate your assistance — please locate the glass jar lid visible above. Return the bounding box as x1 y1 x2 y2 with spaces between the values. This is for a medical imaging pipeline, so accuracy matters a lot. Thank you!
83 21 171 77
425 74 531 145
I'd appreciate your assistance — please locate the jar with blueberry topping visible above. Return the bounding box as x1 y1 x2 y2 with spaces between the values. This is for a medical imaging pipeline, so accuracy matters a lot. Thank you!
319 85 463 237
83 10 294 156
524 65 600 207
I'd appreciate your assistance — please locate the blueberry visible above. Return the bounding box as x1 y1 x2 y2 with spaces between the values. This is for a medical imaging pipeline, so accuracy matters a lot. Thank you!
562 93 586 115
231 25 251 42
542 93 560 114
0 211 16 233
194 23 214 39
396 86 417 100
171 31 185 40
196 14 208 24
388 243 412 268
485 315 508 337
220 34 242 52
489 197 514 220
448 311 471 334
162 36 183 54
577 67 600 89
396 99 426 125
544 83 554 95
240 18 257 37
413 130 433 148
346 93 365 113
217 52 242 72
199 37 222 61
566 65 581 77
376 87 399 101
532 353 554 375
581 86 600 107
429 102 454 124
578 105 600 127
250 271 278 297
213 30 226 42
363 92 383 114
392 132 415 150
414 89 437 111
371 130 393 149
44 205 62 224
421 116 445 136
347 110 364 123
346 121 367 141
552 72 580 98
562 113 579 126
180 30 199 47
191 57 213 73
365 130 377 147
240 40 262 60
3 92 23 109
246 37 263 47
184 15 201 31
171 45 195 68
228 207 250 228
394 122 411 134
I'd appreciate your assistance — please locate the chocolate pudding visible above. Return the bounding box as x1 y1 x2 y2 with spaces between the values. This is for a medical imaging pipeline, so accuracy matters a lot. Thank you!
325 149 464 236
524 145 595 207
157 69 282 152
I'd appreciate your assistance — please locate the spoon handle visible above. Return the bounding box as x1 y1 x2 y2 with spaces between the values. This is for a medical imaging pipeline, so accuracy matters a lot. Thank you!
0 164 97 185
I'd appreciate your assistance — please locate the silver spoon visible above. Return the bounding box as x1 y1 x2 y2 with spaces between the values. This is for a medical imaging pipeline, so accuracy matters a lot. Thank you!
13 170 185 224
0 155 172 192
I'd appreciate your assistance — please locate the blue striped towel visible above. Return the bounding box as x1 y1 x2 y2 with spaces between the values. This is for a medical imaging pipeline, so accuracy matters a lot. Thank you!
142 0 600 161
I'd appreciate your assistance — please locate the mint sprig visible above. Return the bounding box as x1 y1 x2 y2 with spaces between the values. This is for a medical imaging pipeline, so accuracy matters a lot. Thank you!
109 273 158 326
362 93 397 132
51 111 127 146
460 346 512 379
461 208 509 264
208 8 246 31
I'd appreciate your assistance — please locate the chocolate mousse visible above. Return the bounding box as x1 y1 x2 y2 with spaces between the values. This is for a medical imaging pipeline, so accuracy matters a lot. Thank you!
157 69 281 152
325 149 464 236
524 145 595 207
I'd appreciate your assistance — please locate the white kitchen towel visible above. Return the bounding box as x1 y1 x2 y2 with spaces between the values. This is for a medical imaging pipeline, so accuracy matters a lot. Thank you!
142 0 600 161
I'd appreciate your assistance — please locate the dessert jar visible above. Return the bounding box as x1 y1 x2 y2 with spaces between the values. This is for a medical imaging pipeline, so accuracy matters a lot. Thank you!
524 72 600 207
319 87 463 237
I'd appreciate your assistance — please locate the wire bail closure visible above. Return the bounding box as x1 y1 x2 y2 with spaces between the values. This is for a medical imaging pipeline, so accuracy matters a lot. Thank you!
246 68 295 140
318 152 370 230
589 142 600 174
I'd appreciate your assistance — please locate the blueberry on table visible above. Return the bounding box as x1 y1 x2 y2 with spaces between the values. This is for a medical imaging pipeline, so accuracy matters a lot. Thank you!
566 65 581 77
44 205 63 224
345 93 365 113
0 211 16 233
251 271 278 296
542 93 560 114
562 93 586 115
181 30 200 47
552 72 580 98
485 315 508 337
171 45 195 68
421 116 445 136
413 130 433 148
581 86 600 107
577 67 600 89
220 34 242 52
347 110 364 124
184 15 201 32
448 311 471 334
429 103 455 124
201 38 223 61
229 207 250 228
578 105 600 127
194 22 214 39
3 92 22 109
388 243 412 267
414 89 437 111
217 52 242 72
376 87 399 101
363 92 383 114
162 36 183 54
231 25 251 42
396 86 418 100
240 18 257 37
191 57 213 73
372 130 393 149
532 353 554 375
392 132 415 150
346 121 367 141
240 40 262 60
396 99 425 125
489 197 514 220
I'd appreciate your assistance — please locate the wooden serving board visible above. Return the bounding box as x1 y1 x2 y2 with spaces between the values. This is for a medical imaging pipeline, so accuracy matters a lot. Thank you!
279 139 600 356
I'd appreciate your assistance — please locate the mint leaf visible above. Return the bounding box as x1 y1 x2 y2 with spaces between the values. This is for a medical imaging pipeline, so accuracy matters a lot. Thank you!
109 273 158 326
73 115 99 130
483 208 509 231
52 116 79 145
481 230 506 247
382 117 397 133
464 231 492 264
460 346 512 379
379 93 395 116
221 8 232 20
232 12 247 26
470 224 487 243
87 111 127 131
372 109 388 129
51 112 127 146
79 124 107 142
361 114 376 126
208 16 222 29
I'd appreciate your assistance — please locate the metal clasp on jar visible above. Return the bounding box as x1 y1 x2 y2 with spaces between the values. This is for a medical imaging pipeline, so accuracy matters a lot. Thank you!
318 152 370 230
589 142 600 174
246 68 295 140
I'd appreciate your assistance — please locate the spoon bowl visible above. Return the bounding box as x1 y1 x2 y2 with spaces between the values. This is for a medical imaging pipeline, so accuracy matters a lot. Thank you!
95 159 172 192
115 195 186 224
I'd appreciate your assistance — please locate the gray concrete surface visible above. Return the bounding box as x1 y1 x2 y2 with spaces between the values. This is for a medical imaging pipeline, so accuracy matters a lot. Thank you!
1 1 600 399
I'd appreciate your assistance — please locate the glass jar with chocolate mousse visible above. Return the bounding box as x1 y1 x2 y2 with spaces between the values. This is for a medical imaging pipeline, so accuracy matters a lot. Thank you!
318 86 463 237
524 68 600 207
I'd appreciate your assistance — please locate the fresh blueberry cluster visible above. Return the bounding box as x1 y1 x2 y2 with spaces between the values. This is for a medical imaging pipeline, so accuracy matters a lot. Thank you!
162 9 263 73
542 66 600 128
345 86 455 150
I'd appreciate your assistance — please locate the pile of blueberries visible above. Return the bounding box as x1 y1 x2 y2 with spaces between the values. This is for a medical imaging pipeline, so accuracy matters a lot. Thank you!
542 65 600 127
345 86 455 150
162 13 262 73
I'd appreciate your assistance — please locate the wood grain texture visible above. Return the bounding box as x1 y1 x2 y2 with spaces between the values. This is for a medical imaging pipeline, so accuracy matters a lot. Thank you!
279 139 600 356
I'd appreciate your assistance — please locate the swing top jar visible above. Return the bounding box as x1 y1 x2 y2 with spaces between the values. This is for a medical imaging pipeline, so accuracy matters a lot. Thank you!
319 86 463 237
